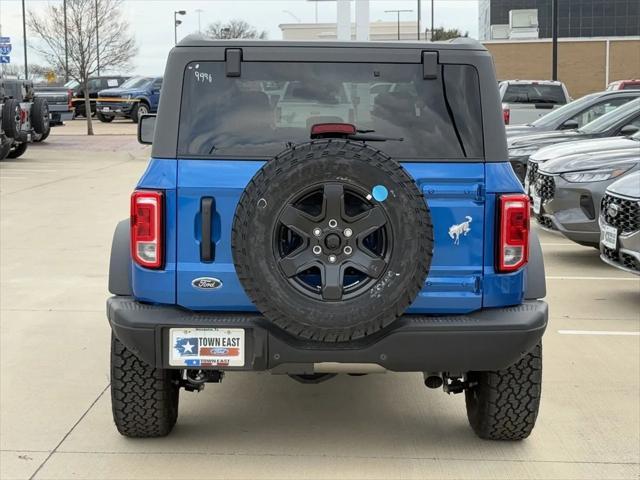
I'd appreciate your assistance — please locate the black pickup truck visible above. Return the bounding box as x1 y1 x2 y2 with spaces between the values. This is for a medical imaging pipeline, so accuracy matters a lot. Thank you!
33 85 73 140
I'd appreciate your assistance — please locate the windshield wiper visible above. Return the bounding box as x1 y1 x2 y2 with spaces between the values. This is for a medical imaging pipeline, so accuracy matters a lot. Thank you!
348 133 404 142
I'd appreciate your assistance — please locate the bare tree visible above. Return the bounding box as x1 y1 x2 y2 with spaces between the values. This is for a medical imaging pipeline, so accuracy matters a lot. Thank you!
205 19 267 40
430 27 469 41
1 63 62 82
28 0 137 135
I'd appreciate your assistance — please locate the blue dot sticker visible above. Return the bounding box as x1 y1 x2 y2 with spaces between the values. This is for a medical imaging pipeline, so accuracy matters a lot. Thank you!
372 185 388 202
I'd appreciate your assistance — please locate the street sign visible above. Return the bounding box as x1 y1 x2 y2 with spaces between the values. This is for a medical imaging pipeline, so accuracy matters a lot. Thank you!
0 56 10 64
0 44 11 55
0 37 10 44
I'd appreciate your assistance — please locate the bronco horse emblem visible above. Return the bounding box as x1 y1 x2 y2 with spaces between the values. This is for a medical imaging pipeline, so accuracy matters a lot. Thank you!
448 216 472 245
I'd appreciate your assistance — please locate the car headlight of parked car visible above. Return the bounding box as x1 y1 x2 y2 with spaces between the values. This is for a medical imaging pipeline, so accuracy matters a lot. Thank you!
560 165 634 183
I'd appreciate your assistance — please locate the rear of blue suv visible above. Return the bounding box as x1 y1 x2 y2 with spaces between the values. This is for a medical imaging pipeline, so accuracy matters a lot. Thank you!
107 38 547 440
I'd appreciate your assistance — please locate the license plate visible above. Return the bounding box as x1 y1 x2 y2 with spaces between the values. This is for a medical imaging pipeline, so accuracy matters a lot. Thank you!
169 328 245 367
101 107 110 112
532 194 541 214
601 224 618 250
524 175 530 195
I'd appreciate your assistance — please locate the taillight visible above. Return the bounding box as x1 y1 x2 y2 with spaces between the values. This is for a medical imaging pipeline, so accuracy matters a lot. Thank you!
502 104 510 125
130 190 164 269
497 194 529 272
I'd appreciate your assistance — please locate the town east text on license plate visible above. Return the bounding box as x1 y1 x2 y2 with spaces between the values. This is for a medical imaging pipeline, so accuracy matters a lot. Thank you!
169 328 245 367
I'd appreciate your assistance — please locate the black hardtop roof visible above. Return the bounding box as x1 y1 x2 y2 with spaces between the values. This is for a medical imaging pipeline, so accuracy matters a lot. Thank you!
176 35 486 51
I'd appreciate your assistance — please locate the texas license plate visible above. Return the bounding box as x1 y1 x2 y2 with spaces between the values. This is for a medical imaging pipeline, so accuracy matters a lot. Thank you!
601 225 618 250
101 107 110 112
532 194 541 214
169 328 245 367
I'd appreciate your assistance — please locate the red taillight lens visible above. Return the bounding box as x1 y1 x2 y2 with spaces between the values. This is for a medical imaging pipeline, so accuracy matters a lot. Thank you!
131 190 164 269
498 194 530 272
502 104 510 125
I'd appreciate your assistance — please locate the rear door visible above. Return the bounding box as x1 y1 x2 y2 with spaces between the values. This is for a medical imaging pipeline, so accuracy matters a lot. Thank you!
174 55 486 314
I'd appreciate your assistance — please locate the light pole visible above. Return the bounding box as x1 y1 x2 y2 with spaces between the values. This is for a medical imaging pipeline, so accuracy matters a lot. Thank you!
417 0 421 40
195 8 203 34
64 0 69 82
95 0 100 75
22 0 28 79
385 9 413 41
551 0 558 80
174 10 186 45
431 0 434 41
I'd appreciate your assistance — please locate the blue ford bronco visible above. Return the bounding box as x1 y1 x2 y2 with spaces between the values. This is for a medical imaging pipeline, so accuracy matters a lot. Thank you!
107 38 548 440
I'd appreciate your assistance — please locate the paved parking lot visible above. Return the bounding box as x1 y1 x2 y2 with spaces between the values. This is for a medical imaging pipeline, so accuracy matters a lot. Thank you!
1 121 639 480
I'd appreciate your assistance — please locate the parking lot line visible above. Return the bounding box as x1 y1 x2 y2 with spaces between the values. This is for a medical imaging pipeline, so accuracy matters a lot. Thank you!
0 169 57 173
0 176 27 180
558 330 640 336
547 275 639 281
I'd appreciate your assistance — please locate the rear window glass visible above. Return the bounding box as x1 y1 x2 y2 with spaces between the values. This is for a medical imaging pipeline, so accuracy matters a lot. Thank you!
503 84 567 105
177 62 483 160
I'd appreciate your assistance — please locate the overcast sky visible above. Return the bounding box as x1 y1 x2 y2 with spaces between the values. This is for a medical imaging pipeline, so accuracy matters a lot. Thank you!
0 0 479 76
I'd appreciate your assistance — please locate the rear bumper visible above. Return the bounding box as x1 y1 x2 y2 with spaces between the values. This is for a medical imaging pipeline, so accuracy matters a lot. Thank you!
107 296 548 373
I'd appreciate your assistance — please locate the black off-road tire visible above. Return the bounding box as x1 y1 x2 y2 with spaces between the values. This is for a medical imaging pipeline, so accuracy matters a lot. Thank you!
7 142 28 159
2 98 22 139
0 136 11 160
32 128 51 143
465 343 542 441
31 97 50 134
97 111 114 123
110 334 180 438
232 139 433 342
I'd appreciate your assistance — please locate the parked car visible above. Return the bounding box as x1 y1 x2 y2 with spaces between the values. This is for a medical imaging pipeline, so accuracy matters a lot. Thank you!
65 76 130 117
499 80 571 126
599 171 640 275
33 84 73 139
508 98 640 183
606 79 640 91
505 90 640 139
107 38 548 441
96 76 162 123
1 79 49 160
528 132 640 246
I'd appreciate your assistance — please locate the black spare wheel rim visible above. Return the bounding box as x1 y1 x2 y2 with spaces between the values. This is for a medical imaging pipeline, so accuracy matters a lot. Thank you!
232 140 433 343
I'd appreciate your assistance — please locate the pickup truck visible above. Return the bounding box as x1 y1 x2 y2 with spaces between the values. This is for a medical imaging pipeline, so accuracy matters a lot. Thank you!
96 76 162 123
499 80 571 126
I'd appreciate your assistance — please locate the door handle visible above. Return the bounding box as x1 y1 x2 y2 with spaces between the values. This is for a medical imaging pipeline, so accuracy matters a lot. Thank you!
200 197 215 262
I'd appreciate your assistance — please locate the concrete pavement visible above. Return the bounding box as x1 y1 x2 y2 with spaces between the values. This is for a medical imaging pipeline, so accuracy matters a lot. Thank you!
1 126 638 479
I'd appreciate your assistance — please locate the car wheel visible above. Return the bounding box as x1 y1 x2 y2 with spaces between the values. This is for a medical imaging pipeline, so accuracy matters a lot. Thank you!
1 99 23 139
7 142 28 159
31 97 50 134
465 342 542 440
131 103 149 123
97 111 114 123
110 334 180 438
232 139 434 342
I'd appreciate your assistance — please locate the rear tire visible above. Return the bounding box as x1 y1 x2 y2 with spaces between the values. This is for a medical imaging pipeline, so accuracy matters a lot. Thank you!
7 142 28 159
465 343 542 441
110 334 180 437
32 128 51 143
0 136 12 160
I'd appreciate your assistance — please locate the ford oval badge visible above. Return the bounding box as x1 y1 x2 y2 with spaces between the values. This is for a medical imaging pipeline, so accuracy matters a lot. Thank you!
192 277 223 290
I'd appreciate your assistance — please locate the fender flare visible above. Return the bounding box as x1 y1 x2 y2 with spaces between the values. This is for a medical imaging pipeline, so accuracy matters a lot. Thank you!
525 229 546 300
108 219 132 296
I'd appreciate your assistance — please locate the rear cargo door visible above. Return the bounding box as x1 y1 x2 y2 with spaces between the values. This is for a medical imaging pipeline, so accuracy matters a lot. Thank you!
174 56 486 313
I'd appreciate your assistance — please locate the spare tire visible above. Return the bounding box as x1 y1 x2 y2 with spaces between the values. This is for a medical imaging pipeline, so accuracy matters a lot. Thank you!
2 99 23 139
232 140 433 342
31 97 50 135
